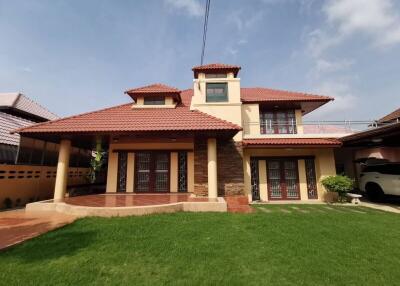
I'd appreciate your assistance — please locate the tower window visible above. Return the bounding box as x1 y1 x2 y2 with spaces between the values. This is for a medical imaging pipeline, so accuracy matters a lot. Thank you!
206 83 228 102
205 73 227 78
143 96 165 105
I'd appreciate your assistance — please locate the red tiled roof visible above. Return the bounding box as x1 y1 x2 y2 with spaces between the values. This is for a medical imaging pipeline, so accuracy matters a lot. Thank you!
125 83 182 102
15 103 241 134
241 88 333 103
243 138 342 147
176 88 330 105
125 83 180 94
378 107 400 124
192 63 241 78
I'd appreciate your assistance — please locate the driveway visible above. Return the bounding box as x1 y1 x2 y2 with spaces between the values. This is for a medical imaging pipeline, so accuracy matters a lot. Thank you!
0 209 76 250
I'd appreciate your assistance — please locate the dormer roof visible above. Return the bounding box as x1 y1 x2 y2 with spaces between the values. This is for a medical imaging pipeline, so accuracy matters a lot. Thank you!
192 63 241 78
125 83 181 103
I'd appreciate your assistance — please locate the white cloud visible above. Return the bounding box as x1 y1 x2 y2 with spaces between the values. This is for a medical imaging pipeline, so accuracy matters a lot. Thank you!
21 66 32 73
307 80 358 119
315 58 353 73
302 0 400 120
324 0 400 48
164 0 204 17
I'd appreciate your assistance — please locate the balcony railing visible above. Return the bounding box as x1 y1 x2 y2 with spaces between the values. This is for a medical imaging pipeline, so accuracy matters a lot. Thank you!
243 120 377 136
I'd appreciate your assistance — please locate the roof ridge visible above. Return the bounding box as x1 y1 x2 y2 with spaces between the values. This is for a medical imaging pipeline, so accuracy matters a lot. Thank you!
14 102 132 133
125 83 180 94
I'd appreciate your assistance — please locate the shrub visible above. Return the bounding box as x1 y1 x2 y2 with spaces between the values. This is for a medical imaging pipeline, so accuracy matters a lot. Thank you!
321 175 354 203
3 198 12 209
15 198 21 207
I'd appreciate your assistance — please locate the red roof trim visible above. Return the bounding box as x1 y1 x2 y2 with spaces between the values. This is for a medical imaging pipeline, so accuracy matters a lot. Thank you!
124 83 181 103
243 138 342 148
192 63 241 78
240 87 333 103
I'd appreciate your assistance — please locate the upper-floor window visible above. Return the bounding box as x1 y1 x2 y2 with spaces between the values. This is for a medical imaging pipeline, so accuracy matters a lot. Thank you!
260 110 297 134
206 83 228 102
205 73 227 78
144 96 165 105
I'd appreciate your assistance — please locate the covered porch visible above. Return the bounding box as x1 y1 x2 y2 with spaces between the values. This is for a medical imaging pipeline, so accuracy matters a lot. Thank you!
20 129 238 216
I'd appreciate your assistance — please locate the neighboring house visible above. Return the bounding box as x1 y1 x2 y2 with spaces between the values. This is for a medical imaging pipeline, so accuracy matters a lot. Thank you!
377 107 400 126
0 93 58 164
15 63 344 202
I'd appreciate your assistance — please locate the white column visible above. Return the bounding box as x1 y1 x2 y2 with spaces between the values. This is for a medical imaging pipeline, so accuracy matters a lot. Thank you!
53 139 71 202
207 138 218 198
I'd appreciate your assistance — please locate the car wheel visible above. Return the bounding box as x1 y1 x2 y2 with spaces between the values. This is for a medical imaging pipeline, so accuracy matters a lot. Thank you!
366 183 384 202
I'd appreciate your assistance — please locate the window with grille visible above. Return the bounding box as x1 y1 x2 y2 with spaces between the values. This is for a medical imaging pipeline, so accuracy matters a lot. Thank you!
305 158 318 199
178 152 188 192
260 110 297 134
117 152 128 192
250 158 260 200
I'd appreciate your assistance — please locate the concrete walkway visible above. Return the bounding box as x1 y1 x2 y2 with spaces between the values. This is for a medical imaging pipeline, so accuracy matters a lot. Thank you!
0 209 76 250
360 202 400 214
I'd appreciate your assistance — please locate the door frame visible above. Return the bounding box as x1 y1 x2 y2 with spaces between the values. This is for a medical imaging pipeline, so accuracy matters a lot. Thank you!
266 158 301 200
134 151 171 193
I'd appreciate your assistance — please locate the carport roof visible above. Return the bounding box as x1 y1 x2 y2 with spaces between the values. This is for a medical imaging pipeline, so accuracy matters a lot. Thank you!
341 122 400 147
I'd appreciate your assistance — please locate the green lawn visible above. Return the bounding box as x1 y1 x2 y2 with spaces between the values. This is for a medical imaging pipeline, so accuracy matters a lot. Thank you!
1 205 399 286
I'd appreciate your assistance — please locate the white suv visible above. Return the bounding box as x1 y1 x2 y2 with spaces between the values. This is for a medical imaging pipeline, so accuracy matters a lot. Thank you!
359 163 400 201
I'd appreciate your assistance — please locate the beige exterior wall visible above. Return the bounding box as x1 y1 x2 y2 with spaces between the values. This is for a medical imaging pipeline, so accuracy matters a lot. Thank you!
106 138 194 193
243 148 336 202
258 160 268 201
190 72 242 141
242 103 260 136
170 152 178 192
295 109 304 134
298 159 308 199
126 153 135 193
0 164 90 208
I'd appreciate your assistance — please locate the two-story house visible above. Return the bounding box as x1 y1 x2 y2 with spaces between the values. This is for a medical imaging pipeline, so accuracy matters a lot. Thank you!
16 63 342 204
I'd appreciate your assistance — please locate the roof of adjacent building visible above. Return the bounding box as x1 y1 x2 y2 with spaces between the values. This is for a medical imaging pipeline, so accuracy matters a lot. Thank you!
341 122 400 146
192 63 241 78
15 90 241 134
378 107 400 124
0 93 59 121
242 138 342 147
0 112 35 146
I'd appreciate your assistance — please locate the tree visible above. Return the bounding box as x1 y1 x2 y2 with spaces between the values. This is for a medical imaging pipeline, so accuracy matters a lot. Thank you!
88 140 106 183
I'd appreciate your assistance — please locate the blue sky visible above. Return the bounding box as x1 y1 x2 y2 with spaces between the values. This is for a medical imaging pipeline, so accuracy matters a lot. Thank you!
1 0 399 121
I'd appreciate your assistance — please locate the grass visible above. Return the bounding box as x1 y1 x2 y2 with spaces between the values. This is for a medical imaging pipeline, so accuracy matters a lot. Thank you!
0 205 399 286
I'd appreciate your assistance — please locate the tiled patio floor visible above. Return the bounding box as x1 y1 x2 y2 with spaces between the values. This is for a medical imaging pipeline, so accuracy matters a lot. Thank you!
64 193 217 207
0 209 76 250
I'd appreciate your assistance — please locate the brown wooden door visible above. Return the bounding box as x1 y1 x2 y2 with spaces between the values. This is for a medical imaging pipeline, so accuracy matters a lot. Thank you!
267 159 300 200
135 151 170 193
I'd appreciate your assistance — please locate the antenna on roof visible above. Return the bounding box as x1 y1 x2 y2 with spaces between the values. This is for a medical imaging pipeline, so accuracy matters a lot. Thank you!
200 0 211 65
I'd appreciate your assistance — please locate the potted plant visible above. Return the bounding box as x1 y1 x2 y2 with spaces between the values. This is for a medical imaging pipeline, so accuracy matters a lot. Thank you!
321 175 354 203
